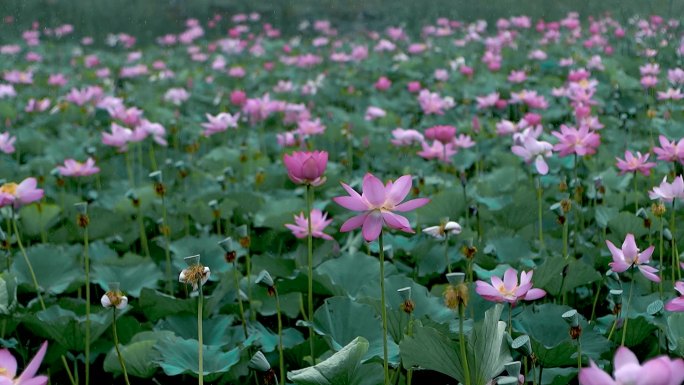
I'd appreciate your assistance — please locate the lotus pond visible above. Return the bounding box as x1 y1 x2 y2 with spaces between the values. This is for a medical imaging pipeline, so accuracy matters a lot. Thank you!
0 8 683 385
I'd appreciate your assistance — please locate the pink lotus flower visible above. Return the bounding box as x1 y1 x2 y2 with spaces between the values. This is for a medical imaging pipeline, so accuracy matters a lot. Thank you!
512 136 553 175
407 81 422 93
453 134 476 149
0 132 16 154
657 88 684 101
579 346 684 385
653 135 684 162
333 173 430 241
418 140 457 163
425 125 456 144
365 106 386 121
0 177 44 208
25 98 50 113
230 90 247 106
641 76 658 89
551 124 601 157
418 89 454 115
606 233 659 282
0 341 48 385
475 268 546 305
102 123 132 152
163 87 190 105
615 151 656 176
374 76 392 91
283 150 328 186
285 209 333 240
649 176 684 203
665 282 684 312
390 128 424 147
57 158 100 177
508 70 527 83
201 112 239 137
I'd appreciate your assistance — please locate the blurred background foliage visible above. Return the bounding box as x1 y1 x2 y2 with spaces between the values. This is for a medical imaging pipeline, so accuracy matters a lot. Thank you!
0 0 682 44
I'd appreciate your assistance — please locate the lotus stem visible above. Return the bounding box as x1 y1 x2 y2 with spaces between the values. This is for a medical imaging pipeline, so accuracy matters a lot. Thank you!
444 232 450 274
305 183 315 361
84 224 91 385
162 194 172 295
659 216 664 297
112 308 131 385
233 261 248 338
137 205 150 258
275 288 284 385
621 271 635 346
536 177 544 252
379 230 389 385
198 283 204 385
459 303 471 385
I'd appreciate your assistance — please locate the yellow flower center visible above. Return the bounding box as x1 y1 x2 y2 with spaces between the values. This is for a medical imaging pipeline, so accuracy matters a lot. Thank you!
0 183 17 196
497 284 517 299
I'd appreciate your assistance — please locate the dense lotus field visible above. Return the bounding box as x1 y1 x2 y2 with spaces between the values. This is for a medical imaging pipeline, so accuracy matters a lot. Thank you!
0 9 684 385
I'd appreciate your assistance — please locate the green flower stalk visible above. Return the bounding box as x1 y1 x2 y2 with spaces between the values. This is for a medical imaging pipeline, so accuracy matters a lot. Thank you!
219 238 248 338
150 171 173 294
445 272 471 385
179 255 210 385
126 190 150 258
101 282 131 385
75 202 91 385
256 270 284 385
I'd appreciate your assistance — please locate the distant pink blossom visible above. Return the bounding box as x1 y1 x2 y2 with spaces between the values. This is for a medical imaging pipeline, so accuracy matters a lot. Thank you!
475 268 546 306
552 124 600 157
201 112 239 137
417 140 456 163
374 76 392 91
47 73 68 86
297 118 326 137
407 81 422 93
333 173 429 241
512 136 553 175
285 209 333 240
57 158 100 177
615 151 656 175
0 132 16 154
606 233 659 282
102 123 132 152
508 70 527 83
425 125 456 144
434 69 449 82
657 88 684 100
0 84 16 99
164 88 190 105
391 128 424 146
476 92 500 109
418 89 454 115
365 106 386 121
25 98 51 113
230 90 247 106
641 75 658 88
453 134 476 149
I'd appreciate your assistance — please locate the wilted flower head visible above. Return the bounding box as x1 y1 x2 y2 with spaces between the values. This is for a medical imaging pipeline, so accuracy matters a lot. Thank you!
606 233 659 282
285 209 333 240
424 220 462 240
179 255 210 291
283 150 328 186
101 282 128 309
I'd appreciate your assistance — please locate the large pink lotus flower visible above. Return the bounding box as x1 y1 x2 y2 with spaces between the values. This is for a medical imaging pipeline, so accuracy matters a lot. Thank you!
425 125 456 144
57 157 100 177
201 112 239 137
0 177 44 208
606 233 659 282
333 173 429 241
579 346 684 385
0 341 48 385
283 151 328 186
475 268 546 306
652 135 684 163
665 282 684 312
551 124 601 157
649 176 684 203
0 132 16 154
615 151 656 176
511 136 553 175
285 209 333 240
